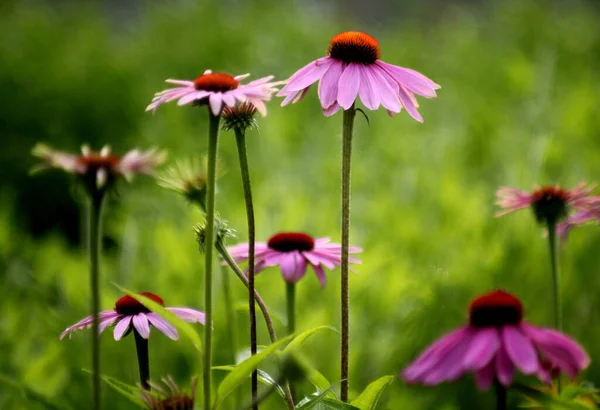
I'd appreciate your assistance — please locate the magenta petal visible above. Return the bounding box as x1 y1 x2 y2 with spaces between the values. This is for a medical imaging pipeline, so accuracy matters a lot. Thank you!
357 65 381 110
474 362 495 391
463 328 500 371
279 252 305 283
318 61 344 109
114 316 132 341
133 314 150 339
337 63 361 110
495 345 515 386
371 66 401 112
502 325 539 375
323 102 341 117
209 93 223 116
397 84 423 123
283 58 333 93
311 263 327 288
167 308 206 325
422 330 473 385
146 313 179 340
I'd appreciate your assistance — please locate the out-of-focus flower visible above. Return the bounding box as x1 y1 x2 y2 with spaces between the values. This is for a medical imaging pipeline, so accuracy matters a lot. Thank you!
401 290 590 390
556 207 600 240
194 217 235 253
227 232 362 287
277 31 440 121
60 292 205 341
139 376 197 410
32 143 166 191
146 70 281 116
496 183 600 226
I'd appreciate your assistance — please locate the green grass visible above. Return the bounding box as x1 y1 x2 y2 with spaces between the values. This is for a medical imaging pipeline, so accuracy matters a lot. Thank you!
1 0 600 408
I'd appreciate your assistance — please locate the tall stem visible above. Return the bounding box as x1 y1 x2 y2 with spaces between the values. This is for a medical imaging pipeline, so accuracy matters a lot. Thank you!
220 262 237 366
340 104 356 402
89 193 104 410
216 241 295 410
134 330 150 390
286 283 295 336
234 128 258 409
495 383 507 410
203 112 221 410
547 221 562 393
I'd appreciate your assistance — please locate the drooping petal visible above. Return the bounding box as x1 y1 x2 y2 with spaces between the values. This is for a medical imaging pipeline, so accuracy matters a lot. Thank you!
357 64 381 110
370 66 401 113
502 325 539 375
323 102 341 117
279 252 306 283
463 327 500 371
132 314 151 339
209 93 224 116
311 263 327 288
318 60 344 109
167 308 206 325
421 330 474 385
279 58 333 93
495 344 515 387
474 362 495 391
146 313 179 340
337 63 361 110
114 316 132 341
397 84 423 123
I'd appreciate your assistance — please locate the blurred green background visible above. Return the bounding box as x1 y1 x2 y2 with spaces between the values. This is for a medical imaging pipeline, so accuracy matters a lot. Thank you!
1 0 600 408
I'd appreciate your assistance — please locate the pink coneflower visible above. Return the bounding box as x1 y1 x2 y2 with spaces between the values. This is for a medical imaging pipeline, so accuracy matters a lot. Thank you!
556 207 600 240
32 144 166 189
496 183 600 225
277 31 440 121
60 292 206 341
401 290 590 390
146 70 280 116
227 232 362 287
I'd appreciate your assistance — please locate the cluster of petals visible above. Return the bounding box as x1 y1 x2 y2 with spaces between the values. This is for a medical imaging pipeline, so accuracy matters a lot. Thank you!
146 70 281 116
32 143 166 187
277 31 440 121
227 233 362 287
60 294 205 341
401 290 590 390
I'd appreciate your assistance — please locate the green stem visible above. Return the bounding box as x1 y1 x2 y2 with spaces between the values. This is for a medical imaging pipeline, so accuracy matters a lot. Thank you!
340 104 356 402
547 221 562 393
133 330 150 390
220 262 237 366
89 193 104 410
286 283 295 336
495 383 507 410
234 128 258 410
216 241 295 410
203 112 221 410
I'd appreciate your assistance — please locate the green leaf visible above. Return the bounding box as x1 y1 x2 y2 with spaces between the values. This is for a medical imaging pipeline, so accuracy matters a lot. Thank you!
514 383 591 410
282 325 337 355
0 372 74 410
317 398 361 409
213 365 286 399
350 375 394 410
295 385 338 410
294 355 335 399
82 370 145 407
113 283 203 352
214 334 294 409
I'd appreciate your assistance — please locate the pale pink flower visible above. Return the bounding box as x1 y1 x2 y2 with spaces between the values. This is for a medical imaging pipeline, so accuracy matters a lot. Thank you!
401 290 590 390
32 144 166 188
277 31 440 121
227 232 362 288
60 292 205 341
557 207 600 240
495 183 600 226
146 70 280 116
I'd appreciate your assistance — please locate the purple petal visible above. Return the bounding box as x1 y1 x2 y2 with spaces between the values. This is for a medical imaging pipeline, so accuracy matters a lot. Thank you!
114 316 132 341
357 64 381 110
474 362 495 391
280 58 333 93
177 91 204 106
463 328 500 371
375 61 439 97
167 308 206 325
279 252 306 283
146 313 179 340
323 102 341 117
133 314 150 339
337 63 361 110
397 84 423 123
209 93 223 115
311 264 327 288
370 66 401 113
318 60 344 109
421 330 474 385
495 344 515 387
502 325 539 374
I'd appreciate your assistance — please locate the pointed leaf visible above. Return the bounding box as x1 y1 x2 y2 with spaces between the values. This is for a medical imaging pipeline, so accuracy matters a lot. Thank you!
350 375 394 410
214 334 294 408
295 355 335 399
83 370 145 407
283 325 337 355
317 398 361 409
295 385 339 410
213 366 286 399
114 284 203 352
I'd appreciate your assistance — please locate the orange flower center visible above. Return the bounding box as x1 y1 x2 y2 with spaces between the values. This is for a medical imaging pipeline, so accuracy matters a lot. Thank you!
267 232 315 252
531 186 569 224
115 292 165 315
194 73 239 92
469 290 523 328
328 31 381 64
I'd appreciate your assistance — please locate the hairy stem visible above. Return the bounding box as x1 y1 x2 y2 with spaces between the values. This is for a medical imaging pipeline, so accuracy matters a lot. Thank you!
340 104 356 402
89 193 104 410
234 128 258 410
203 112 221 410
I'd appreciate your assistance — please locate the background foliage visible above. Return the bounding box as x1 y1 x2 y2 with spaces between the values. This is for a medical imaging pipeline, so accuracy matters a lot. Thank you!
1 0 600 408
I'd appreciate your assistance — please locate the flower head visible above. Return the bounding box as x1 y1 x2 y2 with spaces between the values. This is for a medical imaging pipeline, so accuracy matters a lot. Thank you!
227 232 362 288
496 183 600 226
277 31 440 121
221 102 259 132
146 70 280 116
60 292 205 341
32 143 166 194
139 376 197 410
401 290 590 390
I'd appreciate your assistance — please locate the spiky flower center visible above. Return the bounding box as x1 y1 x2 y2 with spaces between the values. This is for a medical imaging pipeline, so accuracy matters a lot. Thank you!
115 292 165 315
194 73 239 92
267 232 315 252
76 154 120 170
531 186 569 224
328 31 381 64
222 102 258 131
469 290 523 328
